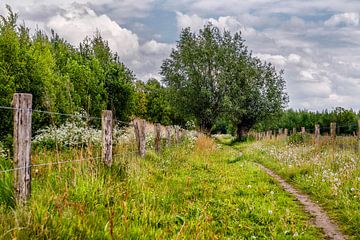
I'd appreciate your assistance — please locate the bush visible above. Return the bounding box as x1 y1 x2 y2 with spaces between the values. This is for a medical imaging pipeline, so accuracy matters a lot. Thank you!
287 133 310 145
32 112 134 149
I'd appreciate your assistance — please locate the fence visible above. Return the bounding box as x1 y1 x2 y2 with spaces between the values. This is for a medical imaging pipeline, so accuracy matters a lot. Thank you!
0 93 188 205
254 121 360 151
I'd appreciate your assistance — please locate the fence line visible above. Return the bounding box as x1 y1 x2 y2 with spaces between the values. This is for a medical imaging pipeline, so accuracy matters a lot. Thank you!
0 152 138 174
256 121 360 147
0 105 99 120
1 93 187 204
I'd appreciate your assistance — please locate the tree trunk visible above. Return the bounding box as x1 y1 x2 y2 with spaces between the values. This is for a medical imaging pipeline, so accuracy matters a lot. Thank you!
236 124 248 140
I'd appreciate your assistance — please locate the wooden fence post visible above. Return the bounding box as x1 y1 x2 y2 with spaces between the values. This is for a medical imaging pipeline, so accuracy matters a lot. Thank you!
175 126 180 144
315 124 320 146
284 128 288 136
330 122 336 141
292 127 297 135
155 123 161 152
140 120 146 157
134 119 146 157
102 110 112 166
301 127 306 135
279 128 283 136
13 93 32 204
166 126 171 146
134 119 140 154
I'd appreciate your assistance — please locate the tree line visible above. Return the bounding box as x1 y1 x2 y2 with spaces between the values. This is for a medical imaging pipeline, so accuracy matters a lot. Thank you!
0 6 177 145
255 107 360 135
1 6 358 145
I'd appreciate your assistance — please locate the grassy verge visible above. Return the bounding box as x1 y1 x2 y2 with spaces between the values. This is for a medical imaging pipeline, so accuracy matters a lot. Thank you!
0 136 323 239
235 137 360 238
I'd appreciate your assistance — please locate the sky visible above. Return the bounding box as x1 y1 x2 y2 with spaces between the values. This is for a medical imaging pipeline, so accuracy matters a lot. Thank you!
1 0 360 111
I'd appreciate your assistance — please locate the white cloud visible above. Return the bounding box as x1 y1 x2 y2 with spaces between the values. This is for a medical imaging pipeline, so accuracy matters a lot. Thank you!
2 0 360 110
176 11 203 31
176 12 256 37
325 12 359 27
254 53 287 67
46 5 139 58
141 40 173 55
36 3 173 81
288 54 301 64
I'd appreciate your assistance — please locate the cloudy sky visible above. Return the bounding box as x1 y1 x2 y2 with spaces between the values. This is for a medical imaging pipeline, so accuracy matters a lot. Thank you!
1 0 360 111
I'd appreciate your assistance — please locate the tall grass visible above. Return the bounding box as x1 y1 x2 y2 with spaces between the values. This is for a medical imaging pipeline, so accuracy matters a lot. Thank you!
241 135 360 238
0 135 325 239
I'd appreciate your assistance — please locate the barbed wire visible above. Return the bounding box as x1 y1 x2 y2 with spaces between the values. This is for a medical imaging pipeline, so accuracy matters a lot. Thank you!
0 151 138 174
0 106 137 127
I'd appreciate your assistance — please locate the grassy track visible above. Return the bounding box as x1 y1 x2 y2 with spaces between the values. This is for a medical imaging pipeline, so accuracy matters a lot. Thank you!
0 136 323 239
235 137 360 239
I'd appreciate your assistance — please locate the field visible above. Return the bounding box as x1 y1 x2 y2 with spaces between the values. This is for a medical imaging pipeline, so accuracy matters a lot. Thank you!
0 135 326 239
236 134 360 238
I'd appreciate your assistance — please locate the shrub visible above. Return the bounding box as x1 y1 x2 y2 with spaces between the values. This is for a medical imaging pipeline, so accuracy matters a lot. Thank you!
287 133 310 145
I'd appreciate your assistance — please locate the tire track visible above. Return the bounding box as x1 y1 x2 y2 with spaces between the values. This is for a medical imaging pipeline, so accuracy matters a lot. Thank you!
255 163 348 240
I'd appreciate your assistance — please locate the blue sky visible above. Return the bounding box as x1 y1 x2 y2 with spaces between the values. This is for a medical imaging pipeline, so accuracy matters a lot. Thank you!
1 0 360 110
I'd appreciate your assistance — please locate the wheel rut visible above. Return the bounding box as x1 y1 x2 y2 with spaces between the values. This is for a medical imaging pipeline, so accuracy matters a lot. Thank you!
255 163 348 240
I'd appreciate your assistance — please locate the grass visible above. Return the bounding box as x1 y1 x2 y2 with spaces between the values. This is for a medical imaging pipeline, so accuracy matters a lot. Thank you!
234 135 360 239
0 135 324 239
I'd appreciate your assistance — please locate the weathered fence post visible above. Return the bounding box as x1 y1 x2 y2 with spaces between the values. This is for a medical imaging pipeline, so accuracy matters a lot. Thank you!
102 110 113 166
175 126 180 144
330 122 336 141
292 127 297 135
155 123 161 152
13 93 32 204
284 128 288 137
301 127 306 135
315 124 320 146
134 119 140 153
134 119 146 157
166 126 171 146
139 119 146 157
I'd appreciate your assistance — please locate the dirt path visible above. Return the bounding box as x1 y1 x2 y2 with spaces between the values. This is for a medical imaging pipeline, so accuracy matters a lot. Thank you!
255 163 348 240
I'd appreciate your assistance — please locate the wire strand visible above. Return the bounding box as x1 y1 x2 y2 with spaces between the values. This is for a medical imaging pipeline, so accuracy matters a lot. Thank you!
0 152 138 174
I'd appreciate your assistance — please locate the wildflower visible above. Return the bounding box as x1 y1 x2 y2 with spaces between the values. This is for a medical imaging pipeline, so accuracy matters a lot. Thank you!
351 187 355 192
268 210 273 215
270 191 274 195
247 185 252 189
293 232 299 237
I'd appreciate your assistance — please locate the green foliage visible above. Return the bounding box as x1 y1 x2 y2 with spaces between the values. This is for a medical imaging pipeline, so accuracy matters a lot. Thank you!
256 107 360 135
287 133 309 145
134 79 175 125
0 7 135 141
161 24 288 135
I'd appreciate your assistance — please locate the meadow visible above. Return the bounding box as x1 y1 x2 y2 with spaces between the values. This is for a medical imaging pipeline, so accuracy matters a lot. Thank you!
237 133 360 238
0 133 325 239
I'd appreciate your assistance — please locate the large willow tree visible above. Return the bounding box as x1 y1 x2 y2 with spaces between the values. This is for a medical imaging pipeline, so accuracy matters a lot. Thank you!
161 23 288 138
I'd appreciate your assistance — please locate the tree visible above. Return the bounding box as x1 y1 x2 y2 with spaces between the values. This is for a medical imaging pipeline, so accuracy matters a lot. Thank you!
161 23 288 137
225 58 288 138
161 25 230 132
0 6 136 142
133 79 175 125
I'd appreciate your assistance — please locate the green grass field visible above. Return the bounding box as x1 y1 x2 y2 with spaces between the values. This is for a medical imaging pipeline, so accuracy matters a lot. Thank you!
235 135 360 239
0 136 324 239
